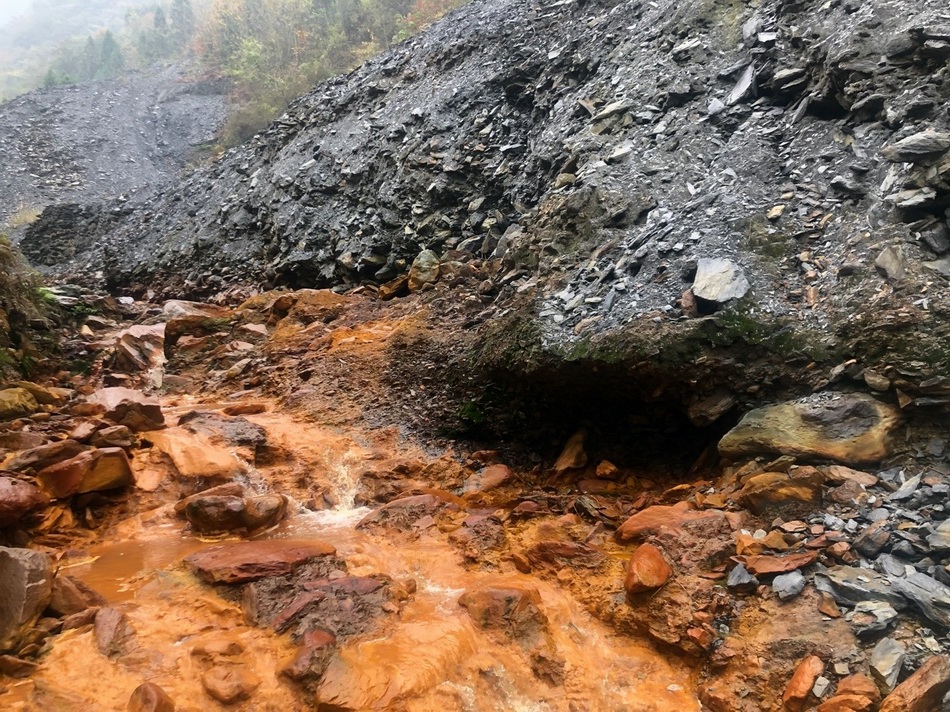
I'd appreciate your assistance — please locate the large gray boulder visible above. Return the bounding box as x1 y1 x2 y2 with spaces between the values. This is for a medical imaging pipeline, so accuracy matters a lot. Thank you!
0 547 53 652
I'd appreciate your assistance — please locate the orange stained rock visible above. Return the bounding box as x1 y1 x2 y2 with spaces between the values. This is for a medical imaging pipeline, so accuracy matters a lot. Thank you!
783 654 825 710
880 654 950 712
625 543 674 594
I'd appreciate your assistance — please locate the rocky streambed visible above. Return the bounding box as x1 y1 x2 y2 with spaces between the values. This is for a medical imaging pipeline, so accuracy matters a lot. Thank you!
1 286 950 711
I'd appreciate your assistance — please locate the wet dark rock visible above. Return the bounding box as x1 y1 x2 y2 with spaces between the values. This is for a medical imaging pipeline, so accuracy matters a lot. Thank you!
888 572 950 628
726 563 759 593
357 494 456 531
0 476 48 528
5 440 87 473
280 629 337 685
814 566 907 610
853 521 890 558
183 494 288 534
0 547 52 653
94 607 134 657
48 575 107 617
92 387 165 432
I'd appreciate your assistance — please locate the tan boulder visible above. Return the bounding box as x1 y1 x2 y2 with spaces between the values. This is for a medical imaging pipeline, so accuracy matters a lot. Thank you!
0 476 48 527
149 427 243 480
625 543 673 594
554 429 588 473
14 381 71 407
0 388 39 420
35 447 133 498
719 394 900 465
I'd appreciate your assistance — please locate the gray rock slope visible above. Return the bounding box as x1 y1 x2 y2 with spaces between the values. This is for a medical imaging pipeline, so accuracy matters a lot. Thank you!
0 65 227 226
19 0 950 397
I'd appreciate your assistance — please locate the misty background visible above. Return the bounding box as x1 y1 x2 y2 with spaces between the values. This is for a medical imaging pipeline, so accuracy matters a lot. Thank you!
0 0 465 145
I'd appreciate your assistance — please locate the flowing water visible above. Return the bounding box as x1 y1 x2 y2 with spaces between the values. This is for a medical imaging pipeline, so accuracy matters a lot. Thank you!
1 402 702 711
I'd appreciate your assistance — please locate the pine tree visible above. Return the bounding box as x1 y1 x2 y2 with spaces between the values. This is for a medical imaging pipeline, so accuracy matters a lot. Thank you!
170 0 195 49
98 31 125 78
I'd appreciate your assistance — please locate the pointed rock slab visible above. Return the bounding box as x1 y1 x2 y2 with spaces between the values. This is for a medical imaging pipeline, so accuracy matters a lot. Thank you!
814 566 907 610
692 258 750 304
888 572 950 629
737 551 818 576
36 447 133 498
881 130 950 163
871 637 906 692
91 387 165 432
879 654 950 712
719 394 900 465
624 543 673 594
185 540 336 584
5 439 88 473
0 547 52 652
113 324 166 374
128 682 175 712
554 429 588 473
784 655 825 711
95 607 134 657
0 476 48 528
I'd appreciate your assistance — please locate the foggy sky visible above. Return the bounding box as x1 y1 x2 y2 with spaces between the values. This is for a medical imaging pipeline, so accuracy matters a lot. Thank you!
0 0 33 28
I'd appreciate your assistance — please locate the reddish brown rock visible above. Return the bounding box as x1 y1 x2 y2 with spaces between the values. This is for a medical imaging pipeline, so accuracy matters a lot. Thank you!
223 403 266 416
61 607 99 631
184 540 336 584
280 629 337 683
525 540 604 568
816 695 875 712
0 654 38 678
201 665 260 704
822 466 878 487
91 387 165 432
616 501 709 542
463 464 512 493
0 476 47 527
128 682 175 712
625 543 673 594
183 493 287 538
113 324 166 373
736 470 823 517
783 655 825 710
879 655 950 712
36 447 133 498
738 551 818 576
837 674 880 702
458 584 548 642
48 575 107 616
94 607 134 657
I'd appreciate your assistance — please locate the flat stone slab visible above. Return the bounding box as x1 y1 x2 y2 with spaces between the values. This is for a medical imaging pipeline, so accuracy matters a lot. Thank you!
184 539 337 584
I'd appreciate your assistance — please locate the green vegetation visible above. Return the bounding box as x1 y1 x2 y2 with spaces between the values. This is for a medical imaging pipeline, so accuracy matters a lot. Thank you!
0 235 49 379
2 0 468 146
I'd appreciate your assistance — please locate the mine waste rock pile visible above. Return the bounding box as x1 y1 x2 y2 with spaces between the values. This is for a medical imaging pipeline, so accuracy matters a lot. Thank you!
2 0 950 708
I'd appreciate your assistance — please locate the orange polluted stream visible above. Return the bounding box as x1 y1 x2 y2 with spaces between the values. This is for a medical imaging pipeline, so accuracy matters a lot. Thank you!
4 404 701 712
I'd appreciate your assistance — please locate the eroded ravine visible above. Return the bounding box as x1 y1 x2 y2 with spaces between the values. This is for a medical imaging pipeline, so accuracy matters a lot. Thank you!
3 398 700 711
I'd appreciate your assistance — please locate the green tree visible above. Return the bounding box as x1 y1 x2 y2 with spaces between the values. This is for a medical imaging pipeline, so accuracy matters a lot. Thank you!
98 31 124 78
170 0 196 49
